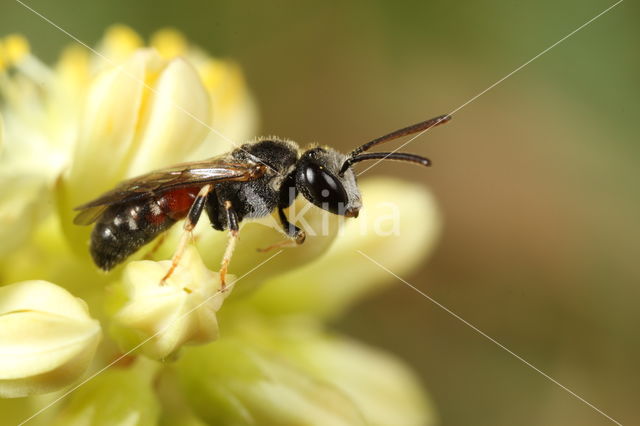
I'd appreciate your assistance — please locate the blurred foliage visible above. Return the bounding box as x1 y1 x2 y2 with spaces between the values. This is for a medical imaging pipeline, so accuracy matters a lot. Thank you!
2 0 638 425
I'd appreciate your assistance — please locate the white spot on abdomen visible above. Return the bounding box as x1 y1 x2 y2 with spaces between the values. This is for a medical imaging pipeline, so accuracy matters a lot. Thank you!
102 226 116 240
150 202 162 216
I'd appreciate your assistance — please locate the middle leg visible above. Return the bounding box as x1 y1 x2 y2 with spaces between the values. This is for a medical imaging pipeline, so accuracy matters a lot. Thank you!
219 200 240 290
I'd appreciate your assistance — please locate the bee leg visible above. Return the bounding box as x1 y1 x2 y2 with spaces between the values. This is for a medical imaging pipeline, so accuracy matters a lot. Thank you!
160 184 212 285
256 239 298 252
219 201 239 291
257 207 306 252
279 206 307 244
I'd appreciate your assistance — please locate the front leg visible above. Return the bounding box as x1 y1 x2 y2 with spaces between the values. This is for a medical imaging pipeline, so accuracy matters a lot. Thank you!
257 207 305 253
278 207 306 244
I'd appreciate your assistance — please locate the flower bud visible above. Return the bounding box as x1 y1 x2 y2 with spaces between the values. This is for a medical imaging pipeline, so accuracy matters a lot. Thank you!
111 246 231 360
176 340 366 425
177 316 434 426
0 280 101 398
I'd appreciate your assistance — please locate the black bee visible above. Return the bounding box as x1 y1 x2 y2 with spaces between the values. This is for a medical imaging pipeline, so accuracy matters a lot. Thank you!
74 114 451 286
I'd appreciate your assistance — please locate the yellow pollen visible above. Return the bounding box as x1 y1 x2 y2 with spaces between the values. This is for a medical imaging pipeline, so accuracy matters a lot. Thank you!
3 34 30 67
150 28 187 59
102 25 143 58
56 45 90 86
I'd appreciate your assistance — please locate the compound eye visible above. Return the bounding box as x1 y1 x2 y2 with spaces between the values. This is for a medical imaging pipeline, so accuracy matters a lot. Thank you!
303 164 349 214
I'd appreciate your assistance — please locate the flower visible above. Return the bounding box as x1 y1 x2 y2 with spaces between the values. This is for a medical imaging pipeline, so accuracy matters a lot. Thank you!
1 26 440 424
0 280 101 398
110 246 232 360
176 314 435 426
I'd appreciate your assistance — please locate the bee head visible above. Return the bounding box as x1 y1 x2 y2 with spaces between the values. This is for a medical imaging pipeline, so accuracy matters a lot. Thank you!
293 114 451 218
295 147 361 217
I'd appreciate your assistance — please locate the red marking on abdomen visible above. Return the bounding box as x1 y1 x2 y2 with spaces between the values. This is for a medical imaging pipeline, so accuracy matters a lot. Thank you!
145 186 201 225
163 187 201 220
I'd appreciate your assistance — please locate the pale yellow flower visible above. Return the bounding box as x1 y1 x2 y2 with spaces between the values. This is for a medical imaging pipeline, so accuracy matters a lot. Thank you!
111 246 232 360
0 26 439 425
0 281 101 398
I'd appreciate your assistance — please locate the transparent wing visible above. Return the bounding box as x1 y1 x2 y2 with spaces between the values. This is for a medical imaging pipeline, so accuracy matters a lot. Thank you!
73 157 266 225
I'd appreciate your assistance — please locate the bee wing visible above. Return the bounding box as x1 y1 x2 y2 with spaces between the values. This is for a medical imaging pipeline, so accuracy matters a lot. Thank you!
73 205 111 226
73 157 267 225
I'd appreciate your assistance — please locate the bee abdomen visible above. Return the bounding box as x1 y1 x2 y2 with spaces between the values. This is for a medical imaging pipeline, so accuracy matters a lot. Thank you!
90 200 176 271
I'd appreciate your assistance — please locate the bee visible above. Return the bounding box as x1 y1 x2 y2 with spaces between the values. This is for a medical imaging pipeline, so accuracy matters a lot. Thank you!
74 114 451 287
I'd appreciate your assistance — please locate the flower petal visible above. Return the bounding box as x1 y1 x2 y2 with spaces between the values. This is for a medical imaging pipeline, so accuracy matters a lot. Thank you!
66 49 156 201
0 281 101 397
56 49 157 248
125 57 211 175
186 58 258 160
0 173 48 257
247 177 441 317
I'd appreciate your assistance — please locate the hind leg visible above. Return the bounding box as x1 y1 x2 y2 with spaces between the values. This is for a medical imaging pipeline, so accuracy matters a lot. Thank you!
160 184 212 285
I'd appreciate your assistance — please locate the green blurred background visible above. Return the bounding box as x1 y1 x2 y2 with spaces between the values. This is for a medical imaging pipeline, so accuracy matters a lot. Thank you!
2 0 638 424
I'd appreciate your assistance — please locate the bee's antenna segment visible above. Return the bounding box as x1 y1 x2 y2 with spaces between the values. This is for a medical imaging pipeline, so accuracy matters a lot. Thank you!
339 113 449 175
339 152 432 175
348 114 451 159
